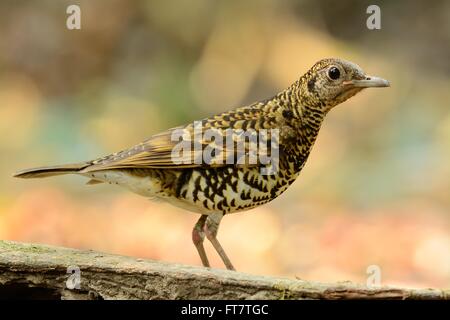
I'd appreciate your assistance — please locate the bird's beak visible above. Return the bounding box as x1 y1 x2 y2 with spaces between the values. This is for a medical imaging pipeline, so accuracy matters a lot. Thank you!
345 76 390 88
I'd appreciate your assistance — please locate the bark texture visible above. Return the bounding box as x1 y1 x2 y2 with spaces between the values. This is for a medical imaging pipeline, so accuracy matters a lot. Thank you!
0 240 448 300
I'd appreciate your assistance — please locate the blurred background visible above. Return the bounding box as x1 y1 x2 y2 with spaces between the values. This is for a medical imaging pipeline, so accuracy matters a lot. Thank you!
0 0 449 289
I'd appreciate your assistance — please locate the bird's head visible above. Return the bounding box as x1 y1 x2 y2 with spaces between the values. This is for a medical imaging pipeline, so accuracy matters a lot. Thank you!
297 58 390 112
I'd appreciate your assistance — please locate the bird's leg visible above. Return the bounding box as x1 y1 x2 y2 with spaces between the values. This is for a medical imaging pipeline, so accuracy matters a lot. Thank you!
204 212 236 271
192 214 210 268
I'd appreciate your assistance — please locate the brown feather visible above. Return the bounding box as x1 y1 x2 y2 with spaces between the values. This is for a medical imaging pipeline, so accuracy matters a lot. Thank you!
80 107 284 173
13 163 89 179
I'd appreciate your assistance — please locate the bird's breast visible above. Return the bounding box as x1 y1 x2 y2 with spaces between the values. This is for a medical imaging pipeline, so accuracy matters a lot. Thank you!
172 160 300 215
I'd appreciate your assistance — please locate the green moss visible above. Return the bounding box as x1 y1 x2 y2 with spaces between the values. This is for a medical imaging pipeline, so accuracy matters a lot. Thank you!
273 283 294 300
0 240 56 254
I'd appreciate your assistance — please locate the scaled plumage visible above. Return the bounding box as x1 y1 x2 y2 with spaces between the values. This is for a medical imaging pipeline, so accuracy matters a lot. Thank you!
14 58 390 270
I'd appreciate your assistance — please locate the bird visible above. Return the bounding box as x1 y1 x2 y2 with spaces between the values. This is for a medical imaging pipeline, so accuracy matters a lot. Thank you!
14 58 389 271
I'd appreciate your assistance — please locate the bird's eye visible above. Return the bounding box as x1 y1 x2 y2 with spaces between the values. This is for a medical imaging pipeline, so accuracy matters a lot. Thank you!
328 67 341 80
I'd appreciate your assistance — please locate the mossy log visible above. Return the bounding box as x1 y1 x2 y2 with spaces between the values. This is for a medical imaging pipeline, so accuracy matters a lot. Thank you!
0 240 448 300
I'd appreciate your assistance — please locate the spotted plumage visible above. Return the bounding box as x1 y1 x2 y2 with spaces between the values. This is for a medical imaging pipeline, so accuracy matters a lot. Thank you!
14 58 390 270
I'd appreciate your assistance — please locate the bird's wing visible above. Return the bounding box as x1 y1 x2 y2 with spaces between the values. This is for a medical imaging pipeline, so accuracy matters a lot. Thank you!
82 104 289 173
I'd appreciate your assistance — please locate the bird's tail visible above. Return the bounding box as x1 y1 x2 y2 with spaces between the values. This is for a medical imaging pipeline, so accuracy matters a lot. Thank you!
13 162 91 179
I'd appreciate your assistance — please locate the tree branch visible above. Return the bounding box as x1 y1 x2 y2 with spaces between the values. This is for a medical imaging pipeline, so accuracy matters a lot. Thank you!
0 240 447 300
